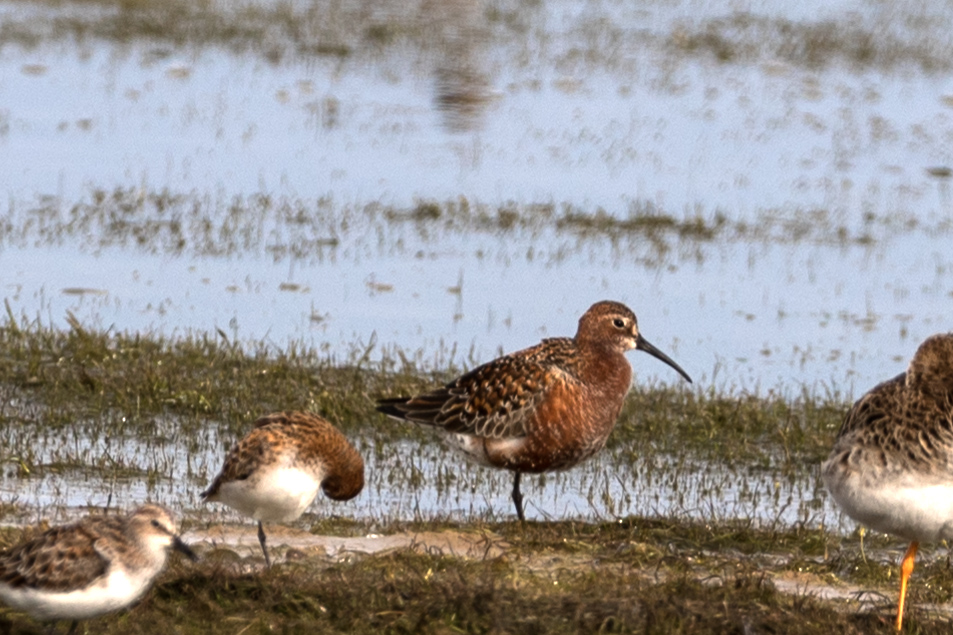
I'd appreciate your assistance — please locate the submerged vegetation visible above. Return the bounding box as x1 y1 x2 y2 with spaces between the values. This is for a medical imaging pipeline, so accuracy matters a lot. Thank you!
0 188 946 264
0 0 394 60
669 13 953 71
3 0 953 76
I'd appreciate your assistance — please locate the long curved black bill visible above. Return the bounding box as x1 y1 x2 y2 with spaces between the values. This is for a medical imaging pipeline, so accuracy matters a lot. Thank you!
173 536 200 562
636 334 692 383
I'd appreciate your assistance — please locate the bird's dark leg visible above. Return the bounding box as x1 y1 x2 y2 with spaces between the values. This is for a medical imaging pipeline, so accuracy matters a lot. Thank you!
258 521 272 568
64 620 79 635
511 471 525 522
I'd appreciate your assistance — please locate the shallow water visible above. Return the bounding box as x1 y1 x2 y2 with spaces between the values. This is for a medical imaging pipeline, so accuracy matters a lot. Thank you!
0 425 845 533
3 17 950 390
1 0 953 528
4 219 951 394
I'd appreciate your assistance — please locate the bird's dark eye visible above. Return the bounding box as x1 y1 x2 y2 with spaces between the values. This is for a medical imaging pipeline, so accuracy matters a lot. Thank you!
151 520 161 529
613 318 625 328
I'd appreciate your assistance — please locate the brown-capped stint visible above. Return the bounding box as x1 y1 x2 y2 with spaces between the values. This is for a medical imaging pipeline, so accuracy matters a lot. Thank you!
201 411 365 567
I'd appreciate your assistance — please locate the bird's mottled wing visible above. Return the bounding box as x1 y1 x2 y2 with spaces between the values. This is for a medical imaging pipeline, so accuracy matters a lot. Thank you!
379 339 577 439
200 425 280 499
835 373 907 441
836 371 953 467
0 519 115 592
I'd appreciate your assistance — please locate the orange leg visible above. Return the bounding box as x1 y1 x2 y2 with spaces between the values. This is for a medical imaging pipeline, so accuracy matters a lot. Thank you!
896 541 919 631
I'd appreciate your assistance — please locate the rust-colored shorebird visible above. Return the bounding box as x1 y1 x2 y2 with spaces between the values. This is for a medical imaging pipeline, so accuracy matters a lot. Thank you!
823 333 953 631
201 411 365 567
377 300 692 521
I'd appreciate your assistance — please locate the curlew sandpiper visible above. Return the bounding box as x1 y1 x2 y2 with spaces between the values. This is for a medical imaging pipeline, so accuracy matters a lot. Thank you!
377 300 692 521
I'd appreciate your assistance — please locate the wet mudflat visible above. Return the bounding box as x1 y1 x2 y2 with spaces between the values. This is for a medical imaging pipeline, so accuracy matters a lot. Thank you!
3 0 953 631
2 513 952 633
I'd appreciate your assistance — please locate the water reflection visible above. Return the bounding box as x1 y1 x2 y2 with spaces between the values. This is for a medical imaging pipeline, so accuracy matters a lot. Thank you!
416 0 495 132
433 64 493 132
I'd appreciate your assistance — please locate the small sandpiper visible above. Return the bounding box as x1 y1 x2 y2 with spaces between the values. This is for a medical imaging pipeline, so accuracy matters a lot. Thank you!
0 504 197 634
201 411 365 566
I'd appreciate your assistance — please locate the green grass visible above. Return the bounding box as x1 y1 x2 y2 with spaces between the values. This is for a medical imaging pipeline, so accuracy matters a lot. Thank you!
0 310 843 465
0 312 840 529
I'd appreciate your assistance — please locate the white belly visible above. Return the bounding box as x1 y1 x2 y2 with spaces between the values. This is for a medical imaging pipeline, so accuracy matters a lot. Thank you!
446 433 524 467
215 466 322 523
825 466 953 541
0 568 154 621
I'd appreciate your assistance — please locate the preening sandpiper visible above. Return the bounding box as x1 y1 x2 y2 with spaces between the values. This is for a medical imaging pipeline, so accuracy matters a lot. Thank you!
201 411 365 566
